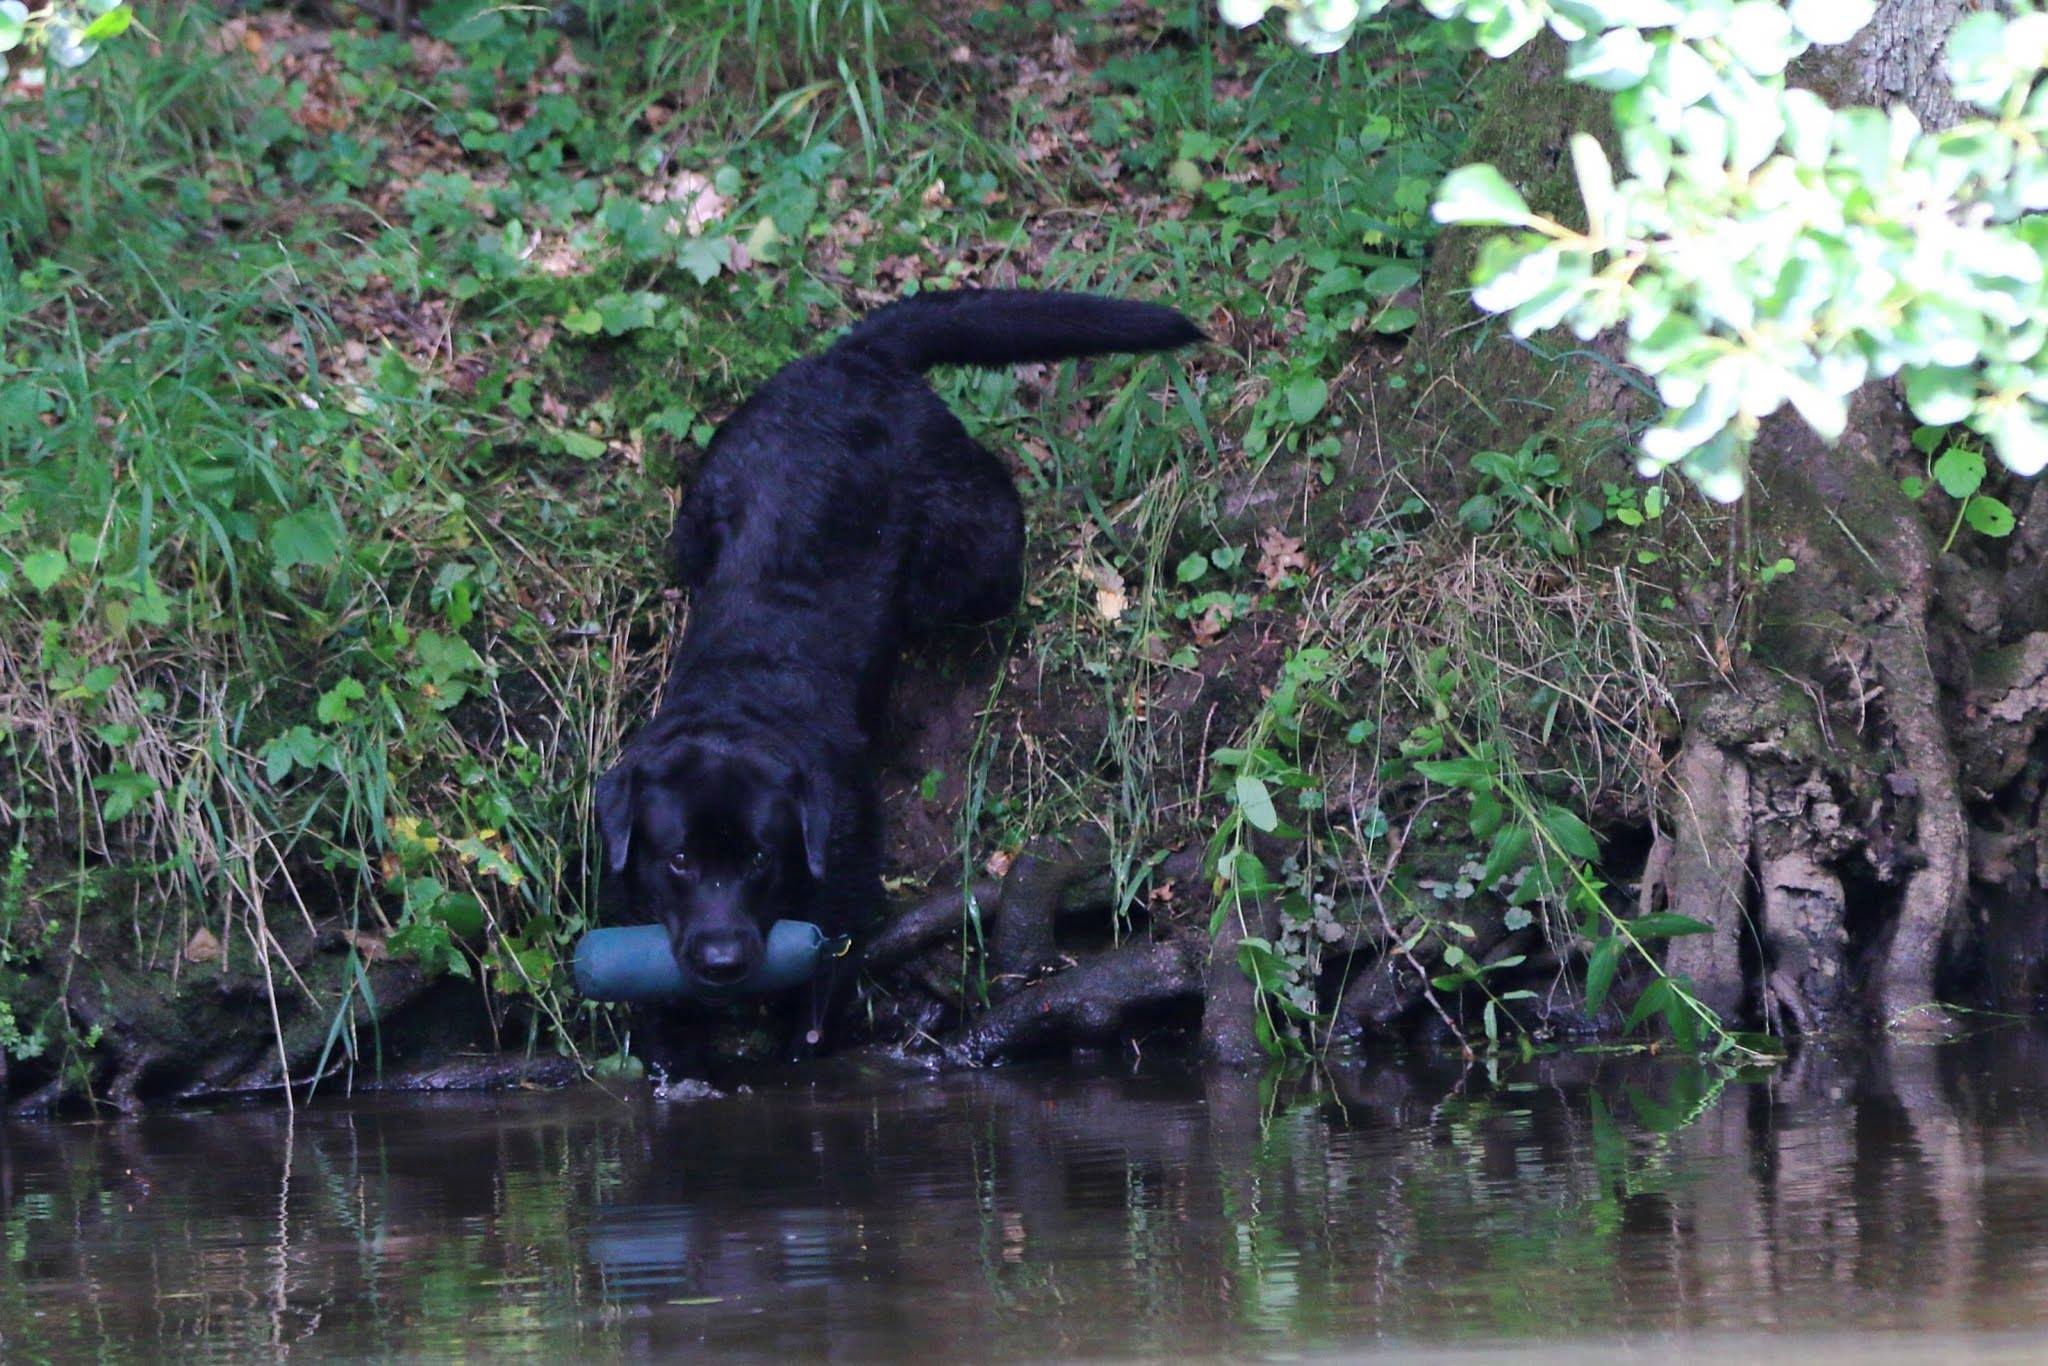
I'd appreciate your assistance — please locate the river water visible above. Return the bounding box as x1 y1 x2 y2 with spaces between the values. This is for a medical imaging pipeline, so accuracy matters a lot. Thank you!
6 1033 2048 1361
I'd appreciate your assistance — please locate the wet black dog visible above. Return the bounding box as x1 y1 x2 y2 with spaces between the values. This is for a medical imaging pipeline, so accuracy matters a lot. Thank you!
595 289 1201 1013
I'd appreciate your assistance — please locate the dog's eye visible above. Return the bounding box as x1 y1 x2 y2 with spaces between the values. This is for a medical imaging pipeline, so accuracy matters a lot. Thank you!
667 852 692 877
749 848 769 871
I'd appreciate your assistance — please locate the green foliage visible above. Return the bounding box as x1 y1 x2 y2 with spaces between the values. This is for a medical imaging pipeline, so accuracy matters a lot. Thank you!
1907 426 2020 552
0 1 132 81
1224 0 2048 506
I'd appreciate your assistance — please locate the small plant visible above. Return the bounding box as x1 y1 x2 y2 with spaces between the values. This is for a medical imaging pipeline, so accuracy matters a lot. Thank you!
1456 438 1607 556
1903 428 2019 551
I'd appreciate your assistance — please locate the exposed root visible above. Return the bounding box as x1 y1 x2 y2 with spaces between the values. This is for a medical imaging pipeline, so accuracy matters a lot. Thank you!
1661 728 1754 1021
988 827 1110 986
1866 570 1969 1033
949 937 1204 1065
863 879 1004 974
1200 895 1276 1068
1757 850 1851 1032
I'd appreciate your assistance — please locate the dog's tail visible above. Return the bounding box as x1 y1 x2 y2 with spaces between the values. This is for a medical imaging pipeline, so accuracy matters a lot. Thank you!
837 289 1203 373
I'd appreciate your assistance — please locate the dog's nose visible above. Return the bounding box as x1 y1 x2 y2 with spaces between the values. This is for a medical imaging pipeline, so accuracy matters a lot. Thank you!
688 932 750 984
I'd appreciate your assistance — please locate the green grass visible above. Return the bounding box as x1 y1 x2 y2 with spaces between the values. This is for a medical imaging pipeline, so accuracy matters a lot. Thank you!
5 0 1701 1082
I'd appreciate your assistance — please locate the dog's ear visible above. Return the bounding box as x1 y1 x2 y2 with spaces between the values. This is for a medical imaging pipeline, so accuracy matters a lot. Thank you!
595 761 637 874
795 764 834 882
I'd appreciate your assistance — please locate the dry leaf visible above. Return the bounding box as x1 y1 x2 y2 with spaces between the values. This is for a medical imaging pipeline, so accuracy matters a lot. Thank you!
1078 557 1127 622
985 848 1016 879
183 927 221 964
652 170 729 236
1256 527 1307 589
341 929 387 963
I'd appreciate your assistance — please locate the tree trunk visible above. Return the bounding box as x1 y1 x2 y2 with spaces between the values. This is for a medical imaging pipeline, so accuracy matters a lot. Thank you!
1405 0 2048 1042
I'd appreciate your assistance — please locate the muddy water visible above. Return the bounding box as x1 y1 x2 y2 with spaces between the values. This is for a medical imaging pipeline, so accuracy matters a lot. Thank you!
6 1036 2048 1362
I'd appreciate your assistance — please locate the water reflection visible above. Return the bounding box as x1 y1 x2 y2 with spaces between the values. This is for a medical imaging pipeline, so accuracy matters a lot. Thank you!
5 1034 2048 1358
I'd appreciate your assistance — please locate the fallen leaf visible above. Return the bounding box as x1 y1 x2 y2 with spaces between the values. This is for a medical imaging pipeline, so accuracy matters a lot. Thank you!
342 929 387 962
1256 528 1307 589
652 170 729 236
183 927 221 964
1078 557 1127 622
985 848 1016 878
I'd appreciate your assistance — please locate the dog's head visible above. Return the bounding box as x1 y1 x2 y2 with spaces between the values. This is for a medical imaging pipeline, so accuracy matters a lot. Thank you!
595 738 829 985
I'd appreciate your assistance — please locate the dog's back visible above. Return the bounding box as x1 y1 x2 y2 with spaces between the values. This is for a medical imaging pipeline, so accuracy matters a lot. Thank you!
669 290 1203 658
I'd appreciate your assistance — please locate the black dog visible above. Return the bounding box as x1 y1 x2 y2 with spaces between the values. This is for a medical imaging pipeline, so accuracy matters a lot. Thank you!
595 289 1201 1008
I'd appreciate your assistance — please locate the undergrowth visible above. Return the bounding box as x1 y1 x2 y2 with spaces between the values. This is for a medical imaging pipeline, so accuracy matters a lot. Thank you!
0 0 1755 1095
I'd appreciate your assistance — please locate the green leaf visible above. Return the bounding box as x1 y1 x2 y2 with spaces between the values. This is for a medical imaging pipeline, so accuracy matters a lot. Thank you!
1963 495 2016 538
1286 376 1328 423
1413 756 1494 792
1176 552 1210 584
1623 976 1676 1034
1370 305 1418 334
1565 27 1652 92
1361 263 1419 296
1235 774 1279 833
1432 164 1533 227
1584 936 1622 1014
1570 134 1616 239
80 4 131 40
1538 805 1599 862
1931 446 1987 499
1629 912 1713 940
1903 367 1977 426
561 307 603 336
20 548 67 592
270 509 344 572
1467 788 1505 840
1481 823 1533 885
677 236 731 285
555 429 608 460
92 766 159 821
317 678 367 724
0 2 27 52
